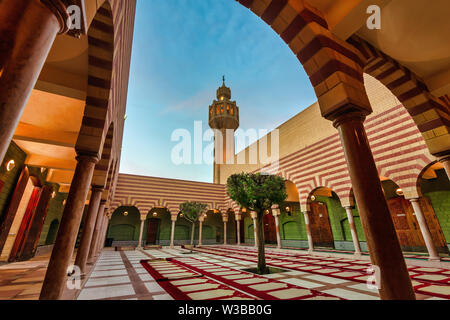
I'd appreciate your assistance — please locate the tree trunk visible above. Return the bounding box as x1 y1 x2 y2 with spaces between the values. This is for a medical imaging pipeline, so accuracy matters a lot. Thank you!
190 222 195 253
256 211 268 274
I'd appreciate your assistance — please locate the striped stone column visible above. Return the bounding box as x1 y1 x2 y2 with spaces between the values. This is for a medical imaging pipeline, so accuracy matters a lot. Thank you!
198 215 204 246
344 206 362 256
170 214 177 248
409 198 440 261
96 214 109 256
0 0 69 164
74 186 103 276
333 111 415 300
271 205 281 249
40 154 98 300
137 215 146 249
303 211 314 253
87 201 106 263
235 213 242 246
222 213 228 245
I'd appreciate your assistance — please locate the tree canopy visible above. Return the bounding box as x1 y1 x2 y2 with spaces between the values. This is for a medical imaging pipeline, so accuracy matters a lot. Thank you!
179 201 208 251
227 172 287 213
179 201 207 223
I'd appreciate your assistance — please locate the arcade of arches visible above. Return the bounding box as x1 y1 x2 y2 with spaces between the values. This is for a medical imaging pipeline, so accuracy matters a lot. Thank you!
0 0 449 301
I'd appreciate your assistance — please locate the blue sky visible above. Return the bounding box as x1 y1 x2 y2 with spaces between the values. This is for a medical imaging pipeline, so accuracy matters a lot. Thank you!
120 0 317 182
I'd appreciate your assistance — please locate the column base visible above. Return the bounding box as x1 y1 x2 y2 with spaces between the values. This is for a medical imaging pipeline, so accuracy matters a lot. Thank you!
428 257 441 262
353 252 362 259
79 273 88 279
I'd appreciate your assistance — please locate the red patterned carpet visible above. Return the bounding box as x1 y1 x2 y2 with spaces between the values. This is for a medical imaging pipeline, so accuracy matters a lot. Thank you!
141 257 342 300
185 245 450 299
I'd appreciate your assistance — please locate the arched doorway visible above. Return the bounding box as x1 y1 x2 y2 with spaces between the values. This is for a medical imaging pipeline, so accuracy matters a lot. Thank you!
0 168 45 262
263 210 276 244
309 187 335 249
147 208 165 245
107 206 140 246
417 163 450 254
146 218 160 245
280 180 303 246
380 178 447 253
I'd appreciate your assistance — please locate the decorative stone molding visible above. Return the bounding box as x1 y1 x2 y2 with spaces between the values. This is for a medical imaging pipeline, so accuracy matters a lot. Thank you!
40 0 71 33
271 204 280 216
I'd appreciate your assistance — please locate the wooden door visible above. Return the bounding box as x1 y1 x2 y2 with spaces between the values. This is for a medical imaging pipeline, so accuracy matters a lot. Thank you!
263 213 277 244
19 185 53 260
146 218 159 245
216 231 221 243
387 198 425 251
9 187 41 262
420 197 448 253
0 167 30 254
310 202 334 248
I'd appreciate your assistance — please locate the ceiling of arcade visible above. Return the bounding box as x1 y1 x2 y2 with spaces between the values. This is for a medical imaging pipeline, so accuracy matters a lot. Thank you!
12 0 111 194
307 0 450 98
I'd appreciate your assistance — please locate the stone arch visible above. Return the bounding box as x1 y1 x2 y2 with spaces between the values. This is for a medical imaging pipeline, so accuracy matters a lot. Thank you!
92 122 114 189
416 161 450 247
348 35 450 157
75 1 115 159
237 0 371 120
300 180 332 212
106 160 120 211
103 157 117 203
305 186 339 248
108 205 140 243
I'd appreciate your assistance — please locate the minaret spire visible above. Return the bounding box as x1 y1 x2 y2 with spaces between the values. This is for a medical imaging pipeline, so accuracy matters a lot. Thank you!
209 77 240 184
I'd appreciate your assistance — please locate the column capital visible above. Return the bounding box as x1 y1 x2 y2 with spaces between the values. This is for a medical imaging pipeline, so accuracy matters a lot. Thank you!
171 214 178 222
250 211 257 219
271 204 281 216
332 110 367 129
91 185 104 193
40 0 71 34
75 153 99 164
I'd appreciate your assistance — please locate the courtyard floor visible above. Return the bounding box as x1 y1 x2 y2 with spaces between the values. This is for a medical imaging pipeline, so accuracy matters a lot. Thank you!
0 245 449 300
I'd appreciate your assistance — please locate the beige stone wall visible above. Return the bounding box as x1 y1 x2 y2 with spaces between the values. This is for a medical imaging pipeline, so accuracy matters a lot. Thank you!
218 74 424 185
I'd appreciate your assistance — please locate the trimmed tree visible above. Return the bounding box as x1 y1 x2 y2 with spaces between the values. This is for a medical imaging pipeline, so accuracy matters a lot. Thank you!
179 201 207 252
227 173 287 274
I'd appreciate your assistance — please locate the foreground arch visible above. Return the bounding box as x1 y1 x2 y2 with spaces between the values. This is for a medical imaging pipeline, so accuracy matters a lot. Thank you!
235 0 415 299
